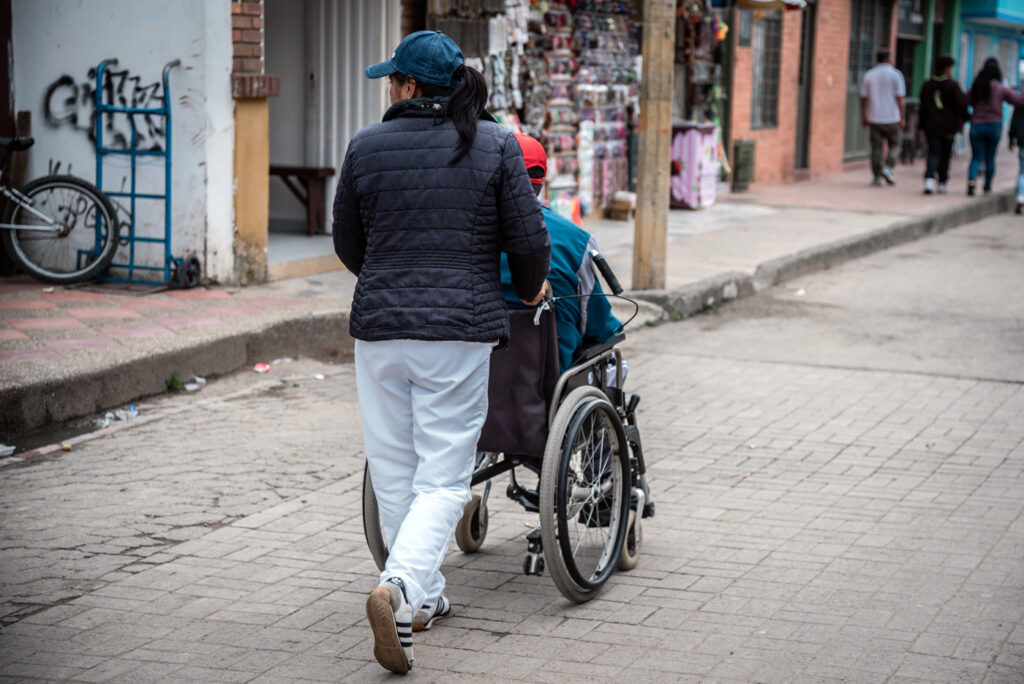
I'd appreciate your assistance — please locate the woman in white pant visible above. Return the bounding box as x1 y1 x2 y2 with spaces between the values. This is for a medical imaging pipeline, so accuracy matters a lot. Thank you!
333 30 550 674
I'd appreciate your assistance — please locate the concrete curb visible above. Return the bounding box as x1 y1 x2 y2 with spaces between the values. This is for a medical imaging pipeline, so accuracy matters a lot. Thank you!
632 270 756 321
632 190 1015 321
2 310 352 437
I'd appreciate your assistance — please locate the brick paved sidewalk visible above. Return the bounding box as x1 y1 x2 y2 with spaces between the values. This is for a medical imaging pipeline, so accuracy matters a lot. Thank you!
0 284 311 365
0 344 1021 682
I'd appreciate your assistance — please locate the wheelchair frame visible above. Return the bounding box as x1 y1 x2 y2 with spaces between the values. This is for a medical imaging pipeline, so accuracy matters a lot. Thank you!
362 298 654 604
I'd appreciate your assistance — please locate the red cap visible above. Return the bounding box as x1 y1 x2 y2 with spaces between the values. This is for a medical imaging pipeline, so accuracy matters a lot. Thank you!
514 133 547 185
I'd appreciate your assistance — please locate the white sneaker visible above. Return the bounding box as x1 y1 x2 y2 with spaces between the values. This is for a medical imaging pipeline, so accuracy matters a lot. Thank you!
413 595 451 631
924 178 936 194
881 167 896 185
937 183 948 194
366 578 414 674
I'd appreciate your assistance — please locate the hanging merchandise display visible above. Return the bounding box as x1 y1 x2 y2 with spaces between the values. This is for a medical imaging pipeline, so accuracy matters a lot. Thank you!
429 0 640 221
672 0 727 209
574 1 639 213
538 3 580 217
670 122 717 209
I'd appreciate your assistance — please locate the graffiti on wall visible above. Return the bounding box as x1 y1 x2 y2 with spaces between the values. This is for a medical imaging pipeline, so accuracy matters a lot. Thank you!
43 64 167 151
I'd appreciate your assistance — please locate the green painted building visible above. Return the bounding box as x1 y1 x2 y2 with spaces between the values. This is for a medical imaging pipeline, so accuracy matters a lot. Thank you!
898 0 1023 94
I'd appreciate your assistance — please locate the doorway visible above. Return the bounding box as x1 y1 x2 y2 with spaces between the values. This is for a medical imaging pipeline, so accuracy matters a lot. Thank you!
263 0 402 280
844 0 892 159
794 2 816 170
265 0 336 279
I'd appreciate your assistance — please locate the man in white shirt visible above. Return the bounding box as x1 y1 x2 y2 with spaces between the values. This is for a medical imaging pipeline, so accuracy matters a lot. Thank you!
861 48 907 186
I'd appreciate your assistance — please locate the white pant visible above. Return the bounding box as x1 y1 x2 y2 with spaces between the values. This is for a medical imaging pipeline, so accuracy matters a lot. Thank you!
354 338 492 613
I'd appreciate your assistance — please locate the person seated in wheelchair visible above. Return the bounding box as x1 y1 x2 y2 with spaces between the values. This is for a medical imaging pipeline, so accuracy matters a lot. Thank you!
500 133 624 379
496 134 627 527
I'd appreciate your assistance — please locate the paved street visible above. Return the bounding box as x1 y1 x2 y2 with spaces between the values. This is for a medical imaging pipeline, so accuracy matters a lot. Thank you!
1 213 1023 682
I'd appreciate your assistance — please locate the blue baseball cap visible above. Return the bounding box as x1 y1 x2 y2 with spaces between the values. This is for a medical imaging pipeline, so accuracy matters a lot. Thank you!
365 30 464 89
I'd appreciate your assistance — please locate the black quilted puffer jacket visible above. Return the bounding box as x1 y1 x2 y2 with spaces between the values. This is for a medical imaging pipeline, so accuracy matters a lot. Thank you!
333 97 550 344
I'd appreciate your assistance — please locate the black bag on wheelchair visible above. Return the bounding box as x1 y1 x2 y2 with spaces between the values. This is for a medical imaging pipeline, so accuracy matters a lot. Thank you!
477 308 558 460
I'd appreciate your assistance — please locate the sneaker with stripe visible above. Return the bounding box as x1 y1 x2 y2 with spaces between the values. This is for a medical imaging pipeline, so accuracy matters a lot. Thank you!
413 595 451 632
366 577 414 674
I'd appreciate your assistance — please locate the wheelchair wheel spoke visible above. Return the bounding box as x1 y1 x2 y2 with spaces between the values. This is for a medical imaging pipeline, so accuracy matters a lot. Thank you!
564 402 618 579
542 387 632 602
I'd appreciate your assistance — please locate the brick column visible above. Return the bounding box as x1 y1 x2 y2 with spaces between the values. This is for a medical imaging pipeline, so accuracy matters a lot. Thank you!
231 0 279 284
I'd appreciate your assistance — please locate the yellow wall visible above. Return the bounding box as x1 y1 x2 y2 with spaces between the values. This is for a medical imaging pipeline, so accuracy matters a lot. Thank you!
233 98 269 284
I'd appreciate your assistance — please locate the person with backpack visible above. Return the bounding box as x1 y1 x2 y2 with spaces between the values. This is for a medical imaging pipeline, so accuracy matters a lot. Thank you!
918 54 968 195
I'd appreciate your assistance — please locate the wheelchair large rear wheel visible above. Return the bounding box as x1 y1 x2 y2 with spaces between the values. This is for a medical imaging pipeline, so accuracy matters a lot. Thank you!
540 386 630 603
362 465 388 572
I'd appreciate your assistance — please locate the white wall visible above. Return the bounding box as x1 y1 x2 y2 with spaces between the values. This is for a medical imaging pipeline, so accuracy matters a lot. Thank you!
11 0 235 282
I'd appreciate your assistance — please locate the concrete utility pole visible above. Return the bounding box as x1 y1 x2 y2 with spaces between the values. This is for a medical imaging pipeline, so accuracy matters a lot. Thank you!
633 0 676 291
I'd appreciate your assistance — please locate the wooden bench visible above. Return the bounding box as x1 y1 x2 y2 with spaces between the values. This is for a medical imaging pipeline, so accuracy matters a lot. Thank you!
269 165 336 236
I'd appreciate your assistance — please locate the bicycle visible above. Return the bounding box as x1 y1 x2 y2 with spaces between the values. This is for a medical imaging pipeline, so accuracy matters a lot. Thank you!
0 136 119 284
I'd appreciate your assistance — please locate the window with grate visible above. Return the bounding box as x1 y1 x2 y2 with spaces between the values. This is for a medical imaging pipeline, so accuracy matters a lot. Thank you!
751 11 782 130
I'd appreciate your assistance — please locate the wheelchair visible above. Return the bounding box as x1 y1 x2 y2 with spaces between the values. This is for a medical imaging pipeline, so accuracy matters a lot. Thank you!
361 257 653 603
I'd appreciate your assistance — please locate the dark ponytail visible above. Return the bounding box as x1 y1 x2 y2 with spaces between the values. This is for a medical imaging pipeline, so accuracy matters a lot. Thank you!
402 64 489 164
447 66 488 165
971 57 1002 104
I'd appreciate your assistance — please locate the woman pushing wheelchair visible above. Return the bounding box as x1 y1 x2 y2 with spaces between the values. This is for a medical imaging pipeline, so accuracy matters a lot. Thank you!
333 31 549 674
336 31 650 675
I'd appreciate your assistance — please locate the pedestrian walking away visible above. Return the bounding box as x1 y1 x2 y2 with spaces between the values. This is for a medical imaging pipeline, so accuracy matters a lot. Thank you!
332 30 550 674
967 57 1024 196
861 48 906 187
1009 101 1024 214
918 54 967 195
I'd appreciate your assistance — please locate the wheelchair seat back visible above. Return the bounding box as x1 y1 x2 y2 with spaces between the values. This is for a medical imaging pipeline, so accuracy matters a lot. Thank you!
477 308 559 460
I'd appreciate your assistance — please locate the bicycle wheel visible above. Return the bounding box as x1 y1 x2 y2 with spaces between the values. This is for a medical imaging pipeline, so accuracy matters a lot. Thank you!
1 175 119 284
540 386 630 603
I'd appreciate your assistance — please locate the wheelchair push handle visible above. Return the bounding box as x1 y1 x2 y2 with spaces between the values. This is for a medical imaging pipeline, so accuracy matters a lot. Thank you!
590 250 623 295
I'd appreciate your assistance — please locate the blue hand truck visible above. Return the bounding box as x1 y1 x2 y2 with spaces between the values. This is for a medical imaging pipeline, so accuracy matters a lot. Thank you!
93 58 200 288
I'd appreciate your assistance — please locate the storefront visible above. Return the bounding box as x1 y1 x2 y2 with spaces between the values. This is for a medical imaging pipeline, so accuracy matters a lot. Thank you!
671 0 730 207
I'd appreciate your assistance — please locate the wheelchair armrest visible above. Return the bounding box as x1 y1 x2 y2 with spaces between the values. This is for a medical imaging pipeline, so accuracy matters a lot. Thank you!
572 333 625 366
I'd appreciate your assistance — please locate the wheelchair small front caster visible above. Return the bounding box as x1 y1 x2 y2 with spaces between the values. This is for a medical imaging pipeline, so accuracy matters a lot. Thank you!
523 528 544 575
618 486 645 571
523 554 544 576
616 510 642 570
455 494 487 553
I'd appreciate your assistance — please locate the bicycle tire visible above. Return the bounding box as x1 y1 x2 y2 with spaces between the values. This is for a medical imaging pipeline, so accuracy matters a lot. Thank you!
1 175 119 284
